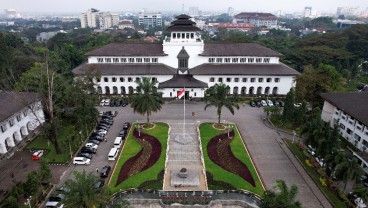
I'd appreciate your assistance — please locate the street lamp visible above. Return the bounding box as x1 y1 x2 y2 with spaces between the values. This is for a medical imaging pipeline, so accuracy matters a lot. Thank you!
292 130 296 143
136 120 141 137
24 196 32 208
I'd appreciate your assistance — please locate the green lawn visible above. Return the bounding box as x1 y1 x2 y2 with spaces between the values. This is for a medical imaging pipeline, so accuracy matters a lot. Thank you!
109 123 168 193
199 123 264 196
25 123 88 164
285 140 347 208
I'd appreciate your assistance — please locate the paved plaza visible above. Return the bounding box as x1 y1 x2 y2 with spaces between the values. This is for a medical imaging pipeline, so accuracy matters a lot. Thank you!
0 100 332 207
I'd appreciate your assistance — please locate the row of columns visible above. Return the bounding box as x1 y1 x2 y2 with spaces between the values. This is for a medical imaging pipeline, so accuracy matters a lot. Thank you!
0 126 29 154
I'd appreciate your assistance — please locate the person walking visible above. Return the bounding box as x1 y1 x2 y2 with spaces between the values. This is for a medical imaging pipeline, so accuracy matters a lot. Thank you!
96 167 99 173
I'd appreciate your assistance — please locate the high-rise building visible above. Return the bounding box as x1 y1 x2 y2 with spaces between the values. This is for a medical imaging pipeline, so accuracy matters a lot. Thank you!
336 7 358 17
303 7 312 18
80 8 119 29
233 12 278 28
138 11 162 29
4 9 21 18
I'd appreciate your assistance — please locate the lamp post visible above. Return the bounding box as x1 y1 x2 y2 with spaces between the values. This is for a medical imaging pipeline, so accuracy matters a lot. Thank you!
227 124 231 138
137 120 141 137
24 196 32 208
292 130 296 143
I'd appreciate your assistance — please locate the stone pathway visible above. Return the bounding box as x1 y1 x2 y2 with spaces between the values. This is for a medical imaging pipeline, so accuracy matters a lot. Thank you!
163 121 207 190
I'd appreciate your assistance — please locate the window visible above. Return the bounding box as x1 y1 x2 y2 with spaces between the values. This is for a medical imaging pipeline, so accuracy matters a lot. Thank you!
9 118 14 127
120 77 125 82
23 110 28 117
136 58 142 63
179 59 188 68
152 77 157 82
232 58 238 63
0 124 6 133
129 58 135 63
218 77 223 82
144 58 150 63
251 78 255 82
96 78 101 82
274 78 280 82
354 133 362 141
248 58 254 63
136 77 141 82
242 78 247 82
256 58 262 63
120 58 127 63
113 58 119 63
104 77 108 82
128 77 133 82
216 58 223 63
209 58 215 63
209 77 215 82
258 78 263 82
266 78 272 82
226 78 232 82
112 77 117 82
234 78 239 82
152 58 158 63
347 128 352 135
224 58 231 63
105 58 111 63
16 114 21 122
240 58 246 63
263 58 270 63
97 58 104 63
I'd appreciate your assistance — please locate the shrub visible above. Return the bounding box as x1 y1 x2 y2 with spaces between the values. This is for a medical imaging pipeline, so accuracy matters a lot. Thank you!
305 159 313 167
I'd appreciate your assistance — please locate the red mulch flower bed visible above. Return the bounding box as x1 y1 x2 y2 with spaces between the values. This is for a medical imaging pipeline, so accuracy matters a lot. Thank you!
207 130 256 187
115 128 162 186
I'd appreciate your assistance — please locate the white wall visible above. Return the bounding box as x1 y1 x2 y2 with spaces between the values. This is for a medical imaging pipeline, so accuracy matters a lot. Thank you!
159 88 205 98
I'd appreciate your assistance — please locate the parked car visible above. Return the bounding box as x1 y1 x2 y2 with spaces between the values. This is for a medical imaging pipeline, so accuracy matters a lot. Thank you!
45 201 64 208
249 100 256 107
93 180 105 189
73 157 91 165
94 129 107 135
261 100 267 107
121 101 128 107
85 143 98 150
274 101 280 107
307 145 316 156
100 99 105 106
119 129 126 138
123 122 131 130
96 125 109 131
267 100 274 107
294 103 302 107
77 152 93 159
55 186 70 193
256 100 262 107
88 139 100 145
113 111 118 117
109 101 115 107
49 193 65 202
348 192 367 208
279 101 285 107
80 147 96 154
315 157 325 167
104 99 111 106
100 165 112 178
32 150 45 160
90 135 103 142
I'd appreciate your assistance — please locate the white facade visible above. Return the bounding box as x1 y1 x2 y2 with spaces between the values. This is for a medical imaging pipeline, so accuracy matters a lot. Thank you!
99 12 119 29
322 100 368 151
80 9 119 29
138 11 162 28
0 101 45 154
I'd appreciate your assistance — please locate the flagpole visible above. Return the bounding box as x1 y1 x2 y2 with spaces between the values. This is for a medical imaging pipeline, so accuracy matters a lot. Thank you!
183 86 185 139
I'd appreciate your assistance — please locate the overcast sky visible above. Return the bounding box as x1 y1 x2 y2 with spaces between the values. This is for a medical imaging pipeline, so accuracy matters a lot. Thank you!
1 0 368 14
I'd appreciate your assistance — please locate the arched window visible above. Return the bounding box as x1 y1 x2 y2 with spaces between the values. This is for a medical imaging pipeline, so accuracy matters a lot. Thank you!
265 87 270 95
128 86 134 94
233 87 239 95
105 86 110 95
241 87 247 95
121 86 126 95
257 87 262 95
97 86 102 94
272 87 278 95
113 86 118 94
249 87 254 95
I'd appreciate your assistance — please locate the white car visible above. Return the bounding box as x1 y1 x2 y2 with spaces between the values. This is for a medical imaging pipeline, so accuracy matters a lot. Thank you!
45 201 64 208
73 157 90 165
261 100 267 107
100 99 105 106
294 103 302 107
316 157 325 167
267 100 274 106
104 99 111 106
95 129 107 135
85 143 98 150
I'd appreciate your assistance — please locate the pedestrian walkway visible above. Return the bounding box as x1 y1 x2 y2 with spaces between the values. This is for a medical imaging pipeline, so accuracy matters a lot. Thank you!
163 121 207 190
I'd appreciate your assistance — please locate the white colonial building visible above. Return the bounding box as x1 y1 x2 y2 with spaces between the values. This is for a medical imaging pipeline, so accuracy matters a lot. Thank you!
73 14 298 98
321 91 368 172
0 92 45 154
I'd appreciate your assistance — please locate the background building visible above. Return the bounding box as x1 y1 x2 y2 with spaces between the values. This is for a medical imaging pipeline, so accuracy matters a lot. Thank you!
336 7 358 17
4 9 21 19
0 92 45 154
138 11 162 29
233 12 278 28
303 7 312 18
80 8 119 29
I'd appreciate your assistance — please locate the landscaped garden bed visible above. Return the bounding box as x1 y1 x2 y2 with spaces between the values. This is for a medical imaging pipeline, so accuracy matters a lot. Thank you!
109 123 168 192
199 123 264 196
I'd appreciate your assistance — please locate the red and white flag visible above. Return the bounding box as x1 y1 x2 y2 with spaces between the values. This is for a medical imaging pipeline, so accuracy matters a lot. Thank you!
177 88 185 99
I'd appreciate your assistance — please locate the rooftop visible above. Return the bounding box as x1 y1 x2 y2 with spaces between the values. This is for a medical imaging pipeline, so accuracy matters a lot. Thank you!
200 43 280 57
166 14 200 32
321 91 368 126
86 43 167 56
234 12 278 20
72 63 176 75
0 92 41 122
158 75 208 88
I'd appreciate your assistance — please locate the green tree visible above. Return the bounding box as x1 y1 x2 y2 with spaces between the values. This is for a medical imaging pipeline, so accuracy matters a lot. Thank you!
335 157 364 191
282 88 295 121
130 77 164 123
316 123 339 159
260 180 302 208
23 171 39 197
63 171 109 208
204 83 239 124
2 196 20 208
38 158 52 184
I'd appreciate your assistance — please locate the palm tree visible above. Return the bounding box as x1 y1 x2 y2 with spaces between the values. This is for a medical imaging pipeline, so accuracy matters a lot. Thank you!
63 170 109 208
131 77 164 123
317 123 339 159
260 180 302 208
335 157 364 191
204 83 239 124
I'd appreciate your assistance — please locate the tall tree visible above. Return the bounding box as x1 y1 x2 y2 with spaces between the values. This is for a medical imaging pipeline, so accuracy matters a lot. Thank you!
63 171 109 208
335 157 364 191
282 88 295 121
204 83 239 124
260 180 302 208
130 77 164 123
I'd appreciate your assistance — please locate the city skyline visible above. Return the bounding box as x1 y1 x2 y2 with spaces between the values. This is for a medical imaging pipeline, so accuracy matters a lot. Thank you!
1 0 368 14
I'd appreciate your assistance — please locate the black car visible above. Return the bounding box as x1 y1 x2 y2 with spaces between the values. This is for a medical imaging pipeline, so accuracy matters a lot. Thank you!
123 122 130 130
93 180 105 189
90 135 103 142
249 100 256 107
279 101 285 107
101 115 113 120
88 139 100 145
100 165 111 178
49 193 65 202
91 132 104 137
121 101 128 107
256 100 262 107
80 147 96 154
55 186 70 193
77 152 93 159
274 101 280 107
113 111 118 117
119 129 126 137
100 121 112 126
96 125 109 130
